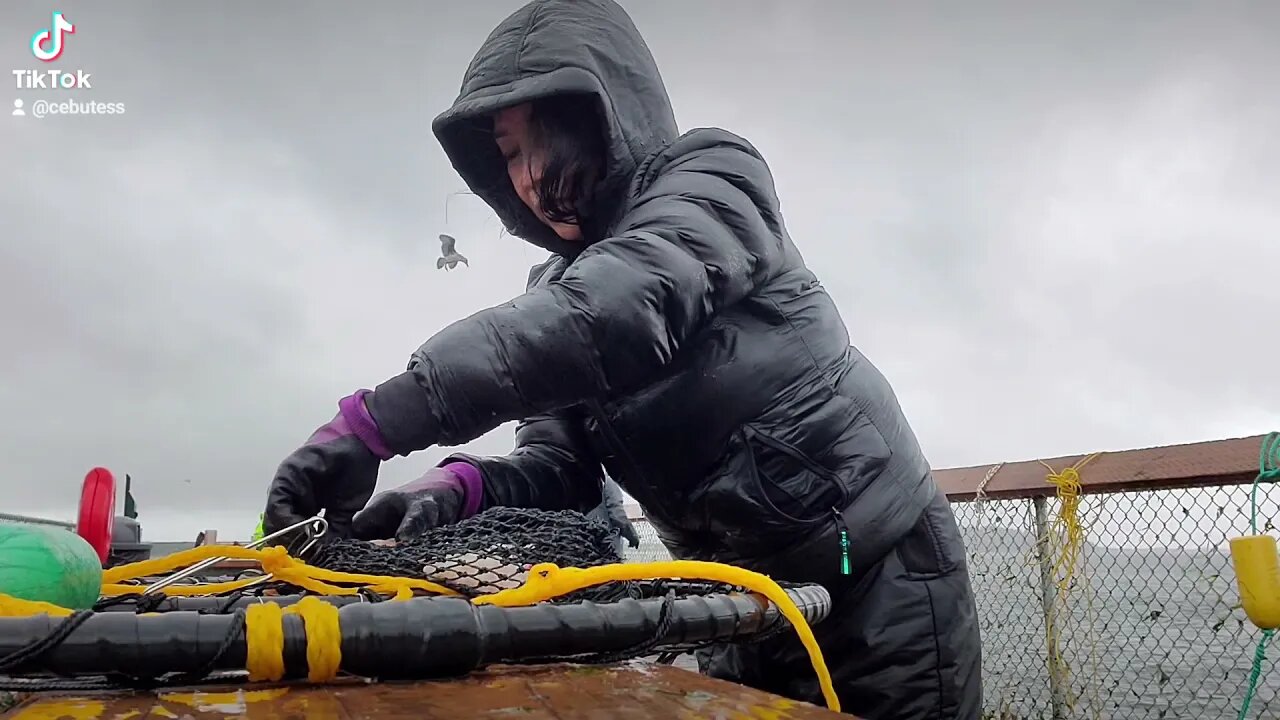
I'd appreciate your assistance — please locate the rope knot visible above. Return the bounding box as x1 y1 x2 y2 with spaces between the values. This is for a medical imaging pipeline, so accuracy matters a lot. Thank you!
1045 467 1083 496
257 546 295 574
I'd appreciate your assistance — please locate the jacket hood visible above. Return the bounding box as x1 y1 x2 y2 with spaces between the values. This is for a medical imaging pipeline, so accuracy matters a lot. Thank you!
431 0 679 256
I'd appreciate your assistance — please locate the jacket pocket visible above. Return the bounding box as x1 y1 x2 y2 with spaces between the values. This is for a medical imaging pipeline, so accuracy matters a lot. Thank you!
744 426 848 517
696 427 814 558
697 429 833 558
897 491 966 580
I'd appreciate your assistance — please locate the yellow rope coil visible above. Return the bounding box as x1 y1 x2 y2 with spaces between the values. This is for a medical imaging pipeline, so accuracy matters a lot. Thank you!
244 601 285 682
290 596 342 682
244 597 342 683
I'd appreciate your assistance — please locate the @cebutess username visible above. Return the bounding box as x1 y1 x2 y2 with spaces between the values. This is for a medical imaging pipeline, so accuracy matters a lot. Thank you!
27 98 126 116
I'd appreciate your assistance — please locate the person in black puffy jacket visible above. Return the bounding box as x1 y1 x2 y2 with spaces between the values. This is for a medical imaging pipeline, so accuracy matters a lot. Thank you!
262 1 982 716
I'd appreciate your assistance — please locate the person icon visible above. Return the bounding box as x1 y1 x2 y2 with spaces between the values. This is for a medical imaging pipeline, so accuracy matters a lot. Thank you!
12 99 25 117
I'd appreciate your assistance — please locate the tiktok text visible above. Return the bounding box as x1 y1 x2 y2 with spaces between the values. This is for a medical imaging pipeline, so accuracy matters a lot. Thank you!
13 68 93 90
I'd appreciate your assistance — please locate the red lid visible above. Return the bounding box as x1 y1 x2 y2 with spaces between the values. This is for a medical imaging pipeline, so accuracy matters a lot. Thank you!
76 467 117 565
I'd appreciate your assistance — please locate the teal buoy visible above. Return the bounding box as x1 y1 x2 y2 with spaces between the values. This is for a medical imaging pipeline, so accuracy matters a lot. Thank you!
0 522 102 610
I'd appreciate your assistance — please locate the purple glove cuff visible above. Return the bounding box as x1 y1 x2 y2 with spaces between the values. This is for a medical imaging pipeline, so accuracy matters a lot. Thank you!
441 462 485 519
338 389 394 461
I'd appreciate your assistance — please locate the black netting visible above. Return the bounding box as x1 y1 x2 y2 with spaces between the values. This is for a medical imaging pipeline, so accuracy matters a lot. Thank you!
309 506 740 603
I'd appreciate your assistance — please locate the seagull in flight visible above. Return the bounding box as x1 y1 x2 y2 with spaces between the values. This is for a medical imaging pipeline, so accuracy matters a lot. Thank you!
437 233 469 270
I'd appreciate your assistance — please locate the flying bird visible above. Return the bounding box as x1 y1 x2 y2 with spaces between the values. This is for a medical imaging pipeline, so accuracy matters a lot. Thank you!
437 233 469 270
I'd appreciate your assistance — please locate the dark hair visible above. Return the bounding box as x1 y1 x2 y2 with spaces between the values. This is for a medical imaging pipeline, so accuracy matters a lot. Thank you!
526 94 607 226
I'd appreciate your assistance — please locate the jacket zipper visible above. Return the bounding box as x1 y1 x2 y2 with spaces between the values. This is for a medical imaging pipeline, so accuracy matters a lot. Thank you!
833 507 852 575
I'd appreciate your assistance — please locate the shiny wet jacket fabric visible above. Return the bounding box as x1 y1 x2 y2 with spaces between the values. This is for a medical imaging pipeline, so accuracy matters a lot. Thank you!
361 0 982 716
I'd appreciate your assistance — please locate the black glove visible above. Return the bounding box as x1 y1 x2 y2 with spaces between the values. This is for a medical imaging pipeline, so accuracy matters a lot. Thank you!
350 467 472 541
263 391 394 539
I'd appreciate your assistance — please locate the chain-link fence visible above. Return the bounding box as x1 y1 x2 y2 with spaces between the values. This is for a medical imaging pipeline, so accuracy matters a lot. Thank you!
623 517 675 564
624 482 1278 719
958 484 1278 720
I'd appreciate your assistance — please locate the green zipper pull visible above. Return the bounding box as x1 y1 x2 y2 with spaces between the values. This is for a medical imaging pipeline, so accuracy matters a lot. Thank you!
833 508 851 575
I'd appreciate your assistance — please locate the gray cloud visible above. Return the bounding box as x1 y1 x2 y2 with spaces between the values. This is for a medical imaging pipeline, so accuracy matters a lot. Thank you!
2 0 1277 540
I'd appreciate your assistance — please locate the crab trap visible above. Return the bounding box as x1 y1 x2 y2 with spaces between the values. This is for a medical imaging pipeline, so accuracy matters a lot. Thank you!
0 499 840 712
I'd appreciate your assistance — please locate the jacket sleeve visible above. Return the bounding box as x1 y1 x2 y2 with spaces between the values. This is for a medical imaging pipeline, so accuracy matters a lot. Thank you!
442 407 605 513
365 131 786 454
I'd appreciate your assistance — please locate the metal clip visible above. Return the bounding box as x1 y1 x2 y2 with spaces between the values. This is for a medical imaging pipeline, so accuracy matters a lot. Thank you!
142 511 328 596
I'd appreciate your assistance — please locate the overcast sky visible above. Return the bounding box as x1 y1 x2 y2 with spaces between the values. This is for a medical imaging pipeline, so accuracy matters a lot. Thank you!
2 0 1277 541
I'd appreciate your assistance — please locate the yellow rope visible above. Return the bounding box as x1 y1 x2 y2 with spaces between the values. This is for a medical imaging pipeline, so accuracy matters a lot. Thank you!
1039 453 1099 593
99 544 458 599
289 597 342 682
1039 451 1103 719
243 597 342 683
0 548 839 712
474 560 839 712
244 600 286 682
0 595 74 618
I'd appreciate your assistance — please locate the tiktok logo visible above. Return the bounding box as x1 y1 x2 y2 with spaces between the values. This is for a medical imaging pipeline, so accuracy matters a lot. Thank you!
31 11 75 62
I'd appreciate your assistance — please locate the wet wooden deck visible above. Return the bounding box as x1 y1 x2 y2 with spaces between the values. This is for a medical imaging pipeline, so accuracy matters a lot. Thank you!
2 662 854 719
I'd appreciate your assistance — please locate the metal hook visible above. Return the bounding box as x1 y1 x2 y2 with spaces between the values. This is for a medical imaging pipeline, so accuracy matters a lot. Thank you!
142 511 328 596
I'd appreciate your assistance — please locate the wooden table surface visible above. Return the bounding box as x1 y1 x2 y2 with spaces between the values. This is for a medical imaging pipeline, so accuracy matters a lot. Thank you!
3 662 855 719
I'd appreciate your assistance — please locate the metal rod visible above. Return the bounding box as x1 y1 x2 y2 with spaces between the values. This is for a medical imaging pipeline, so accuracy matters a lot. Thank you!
0 512 75 530
1034 495 1068 720
142 513 327 595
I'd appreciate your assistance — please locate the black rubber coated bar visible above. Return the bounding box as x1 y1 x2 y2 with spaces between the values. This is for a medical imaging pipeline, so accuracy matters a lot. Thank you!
1 586 831 679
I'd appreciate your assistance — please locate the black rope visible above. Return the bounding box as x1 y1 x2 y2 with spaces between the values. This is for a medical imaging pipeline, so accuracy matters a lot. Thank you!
0 607 246 691
0 611 93 673
0 672 250 693
0 675 120 692
208 593 245 615
91 594 140 612
197 591 250 615
654 651 681 665
106 608 246 688
744 617 796 645
92 592 169 614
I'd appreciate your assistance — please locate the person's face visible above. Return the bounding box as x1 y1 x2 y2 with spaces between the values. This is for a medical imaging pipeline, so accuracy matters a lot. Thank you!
493 103 583 242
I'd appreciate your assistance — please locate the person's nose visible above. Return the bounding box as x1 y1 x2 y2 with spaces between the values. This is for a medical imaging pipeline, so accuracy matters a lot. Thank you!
511 165 534 204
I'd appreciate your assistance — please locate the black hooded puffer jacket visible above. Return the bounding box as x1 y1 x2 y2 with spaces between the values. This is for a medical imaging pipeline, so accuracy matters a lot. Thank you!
362 1 982 717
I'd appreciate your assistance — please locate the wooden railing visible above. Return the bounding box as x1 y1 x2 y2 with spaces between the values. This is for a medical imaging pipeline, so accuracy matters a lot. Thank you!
936 434 1266 500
